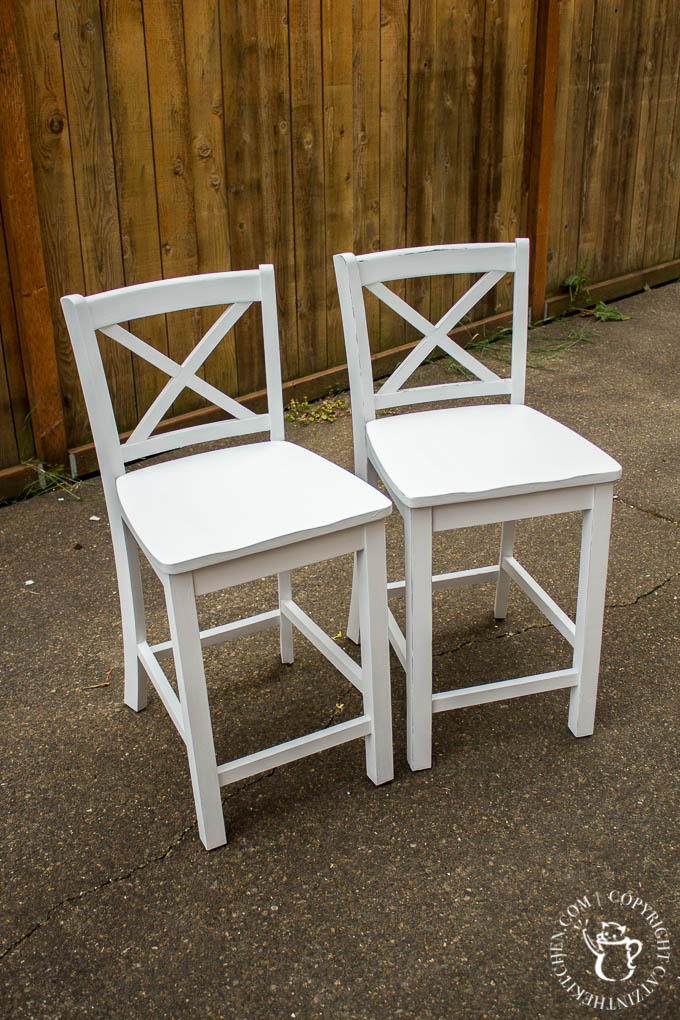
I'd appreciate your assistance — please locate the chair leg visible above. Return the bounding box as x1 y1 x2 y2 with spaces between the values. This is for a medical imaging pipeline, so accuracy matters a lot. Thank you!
494 520 516 620
346 553 361 644
569 483 614 737
356 521 393 785
112 518 148 712
277 571 294 664
165 572 227 850
404 508 434 771
347 461 381 645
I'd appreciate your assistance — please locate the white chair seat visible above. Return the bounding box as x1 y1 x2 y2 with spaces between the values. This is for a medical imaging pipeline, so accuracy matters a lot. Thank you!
367 404 621 508
118 440 391 573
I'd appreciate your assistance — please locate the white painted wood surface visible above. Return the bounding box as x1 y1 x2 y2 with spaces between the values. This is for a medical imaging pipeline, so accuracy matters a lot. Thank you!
62 265 394 849
117 441 389 574
366 404 620 507
334 239 622 769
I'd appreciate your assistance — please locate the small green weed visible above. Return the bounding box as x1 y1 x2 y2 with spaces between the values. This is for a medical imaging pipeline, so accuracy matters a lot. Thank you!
561 263 630 321
285 392 348 425
444 321 595 377
562 260 590 303
590 300 631 322
14 460 81 503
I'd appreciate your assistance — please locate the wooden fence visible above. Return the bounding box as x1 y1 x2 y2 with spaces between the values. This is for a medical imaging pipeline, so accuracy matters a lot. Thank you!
1 0 679 496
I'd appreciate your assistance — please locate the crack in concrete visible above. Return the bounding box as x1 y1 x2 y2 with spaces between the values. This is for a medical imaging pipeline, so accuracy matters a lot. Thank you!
3 566 676 961
614 495 679 528
5 440 677 966
431 570 679 660
608 570 680 609
0 817 197 963
0 680 359 963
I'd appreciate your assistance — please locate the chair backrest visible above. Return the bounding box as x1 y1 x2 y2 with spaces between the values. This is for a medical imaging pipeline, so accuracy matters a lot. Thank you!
61 265 285 486
334 240 530 474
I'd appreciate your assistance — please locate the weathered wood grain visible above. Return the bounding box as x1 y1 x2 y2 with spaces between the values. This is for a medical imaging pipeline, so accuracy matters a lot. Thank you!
643 1 680 265
100 0 168 420
602 3 651 280
322 0 353 367
0 2 67 465
0 203 31 467
183 0 237 398
290 0 326 377
431 0 485 319
406 1 436 323
142 0 201 416
547 0 587 294
578 0 621 282
220 0 297 391
527 0 560 320
628 1 666 272
379 0 408 350
353 0 381 349
14 0 89 444
5 0 680 480
0 213 20 469
57 0 136 432
477 0 533 316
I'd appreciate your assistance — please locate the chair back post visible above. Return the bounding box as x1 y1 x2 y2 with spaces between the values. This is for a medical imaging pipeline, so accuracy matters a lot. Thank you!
510 237 530 405
60 293 126 485
334 252 377 480
259 263 285 441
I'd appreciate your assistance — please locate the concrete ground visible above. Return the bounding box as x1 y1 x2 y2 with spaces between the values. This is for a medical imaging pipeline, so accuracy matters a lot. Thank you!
1 283 679 1019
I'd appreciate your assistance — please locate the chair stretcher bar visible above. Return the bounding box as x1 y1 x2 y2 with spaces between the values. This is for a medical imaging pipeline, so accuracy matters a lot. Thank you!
432 668 579 712
216 715 373 785
281 598 363 693
501 556 576 646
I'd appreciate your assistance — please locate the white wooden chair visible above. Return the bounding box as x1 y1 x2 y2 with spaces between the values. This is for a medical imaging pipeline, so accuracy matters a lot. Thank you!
61 265 393 849
334 240 622 771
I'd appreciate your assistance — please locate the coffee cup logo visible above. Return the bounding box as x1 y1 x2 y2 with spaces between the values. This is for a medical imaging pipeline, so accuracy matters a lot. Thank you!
582 921 643 982
549 890 670 1010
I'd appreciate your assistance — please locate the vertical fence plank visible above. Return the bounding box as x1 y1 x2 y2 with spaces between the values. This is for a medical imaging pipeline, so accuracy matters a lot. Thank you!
57 0 135 430
406 1 436 322
603 4 652 280
220 1 265 395
323 0 353 367
0 206 24 469
508 1 535 247
0 177 32 466
527 0 560 320
14 0 89 446
290 0 326 377
430 0 457 324
0 2 67 466
430 0 485 320
628 0 666 272
0 319 18 470
477 0 534 315
221 0 297 391
643 1 680 266
378 0 408 350
546 0 595 296
142 0 201 415
353 0 381 347
477 0 507 248
578 2 623 282
183 0 237 398
100 0 168 420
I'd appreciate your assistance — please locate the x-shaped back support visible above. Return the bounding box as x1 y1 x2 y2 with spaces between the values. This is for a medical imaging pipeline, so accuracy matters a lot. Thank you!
371 269 506 396
99 302 256 448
